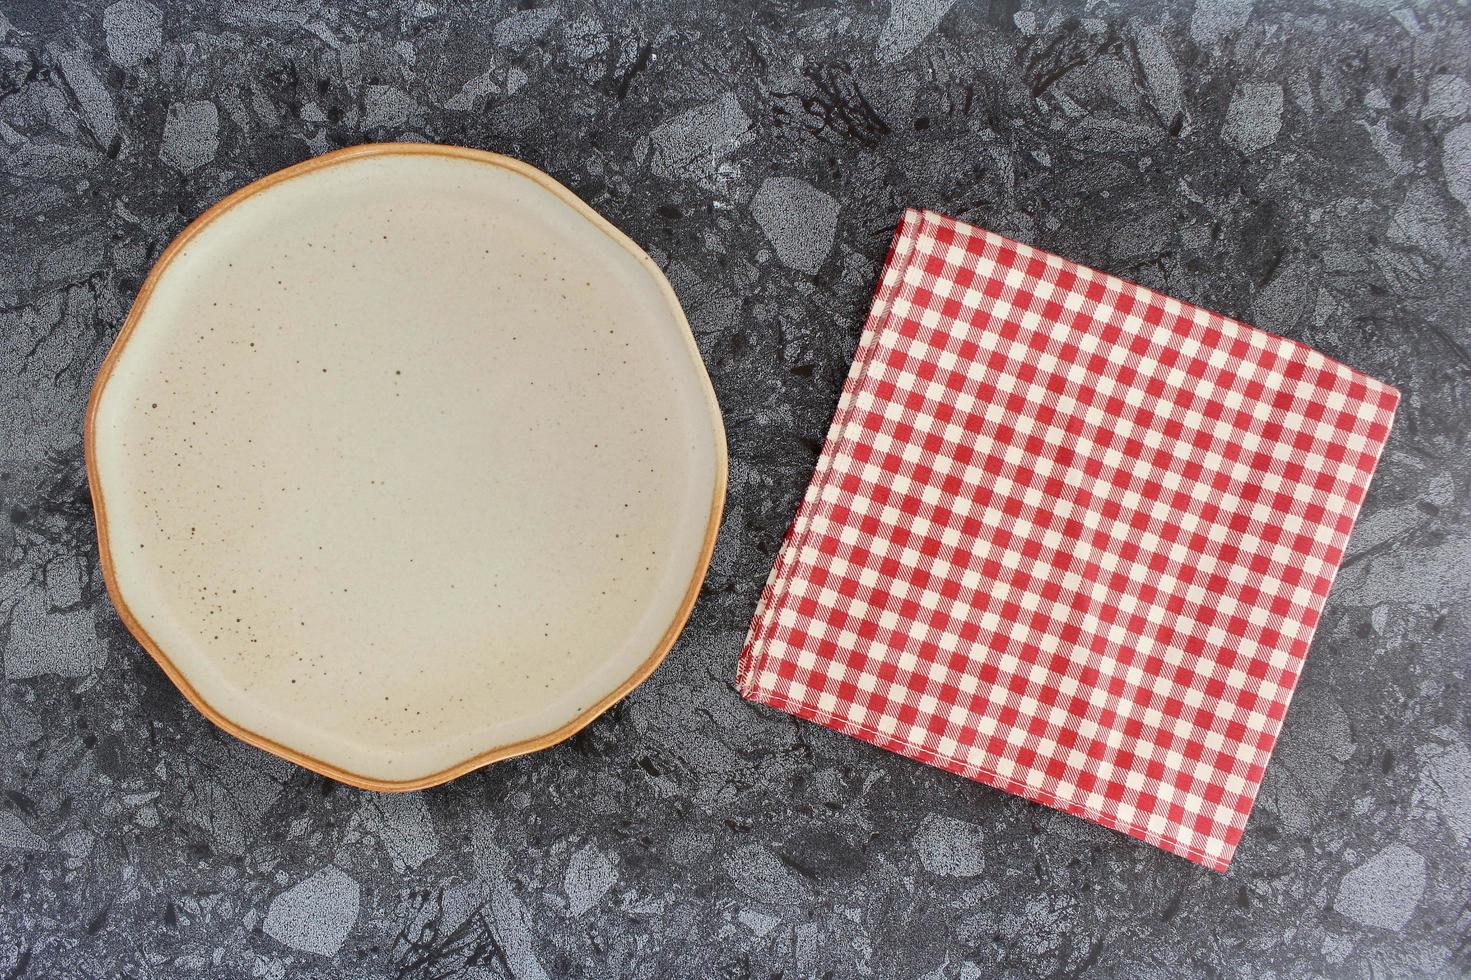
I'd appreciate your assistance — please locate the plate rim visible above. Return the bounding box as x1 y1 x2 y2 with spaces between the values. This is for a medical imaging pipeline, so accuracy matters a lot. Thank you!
85 141 729 792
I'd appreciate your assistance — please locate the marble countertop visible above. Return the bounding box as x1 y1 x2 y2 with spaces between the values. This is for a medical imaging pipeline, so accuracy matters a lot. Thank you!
2 0 1468 976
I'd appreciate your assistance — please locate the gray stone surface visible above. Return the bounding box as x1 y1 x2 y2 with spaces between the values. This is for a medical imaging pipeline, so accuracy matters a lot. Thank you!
914 814 987 878
751 175 841 273
1333 843 1430 934
101 0 161 69
1 0 1468 976
262 866 363 957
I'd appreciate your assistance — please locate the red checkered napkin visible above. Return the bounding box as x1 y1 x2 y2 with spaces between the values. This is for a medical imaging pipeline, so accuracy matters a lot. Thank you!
739 209 1398 871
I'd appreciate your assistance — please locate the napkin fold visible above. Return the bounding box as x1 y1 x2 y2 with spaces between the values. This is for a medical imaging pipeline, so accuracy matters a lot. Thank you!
738 209 1398 871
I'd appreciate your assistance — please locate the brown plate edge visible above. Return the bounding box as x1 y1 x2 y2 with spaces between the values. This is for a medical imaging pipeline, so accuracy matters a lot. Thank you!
84 141 730 792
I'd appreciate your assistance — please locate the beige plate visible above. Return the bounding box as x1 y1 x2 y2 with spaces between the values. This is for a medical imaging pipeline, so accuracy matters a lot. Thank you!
86 143 727 790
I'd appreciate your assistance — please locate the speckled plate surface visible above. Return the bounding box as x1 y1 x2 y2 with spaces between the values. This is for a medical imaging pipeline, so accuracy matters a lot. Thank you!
86 143 726 790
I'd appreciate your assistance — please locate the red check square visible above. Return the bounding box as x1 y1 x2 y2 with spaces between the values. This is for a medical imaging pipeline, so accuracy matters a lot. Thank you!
739 209 1398 871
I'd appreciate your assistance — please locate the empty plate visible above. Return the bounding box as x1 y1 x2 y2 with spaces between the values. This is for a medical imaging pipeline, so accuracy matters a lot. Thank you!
87 144 726 789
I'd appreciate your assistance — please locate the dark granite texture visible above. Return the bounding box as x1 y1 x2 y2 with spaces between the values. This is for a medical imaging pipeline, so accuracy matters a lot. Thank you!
2 0 1469 976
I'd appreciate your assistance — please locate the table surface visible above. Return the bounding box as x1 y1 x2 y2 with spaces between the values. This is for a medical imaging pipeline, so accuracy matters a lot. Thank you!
2 0 1468 977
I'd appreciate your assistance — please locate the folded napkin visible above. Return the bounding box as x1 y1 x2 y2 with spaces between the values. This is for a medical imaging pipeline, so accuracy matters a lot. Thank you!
738 209 1398 871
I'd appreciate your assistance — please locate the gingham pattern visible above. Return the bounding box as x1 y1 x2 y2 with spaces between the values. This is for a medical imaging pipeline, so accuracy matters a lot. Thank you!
739 210 1398 871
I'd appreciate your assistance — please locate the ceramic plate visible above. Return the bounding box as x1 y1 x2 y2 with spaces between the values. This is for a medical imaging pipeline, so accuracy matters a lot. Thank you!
87 144 726 789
